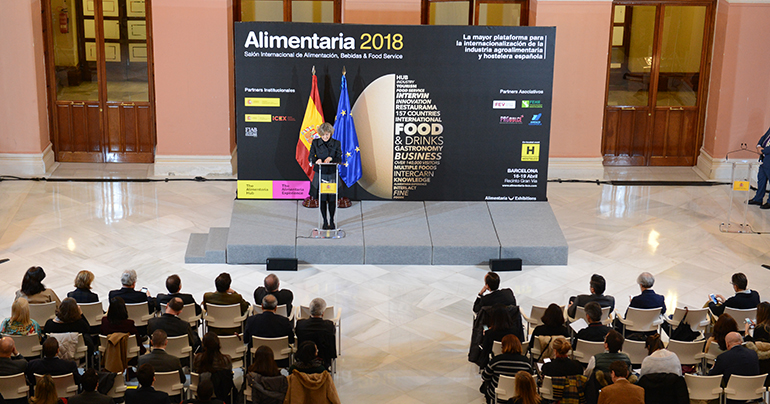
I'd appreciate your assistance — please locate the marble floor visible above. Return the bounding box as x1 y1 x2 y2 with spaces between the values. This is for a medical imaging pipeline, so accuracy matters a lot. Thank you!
2 164 770 403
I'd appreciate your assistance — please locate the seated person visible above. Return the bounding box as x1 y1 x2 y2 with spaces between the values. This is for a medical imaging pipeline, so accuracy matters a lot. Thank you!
474 271 516 314
125 363 172 404
541 336 583 377
1 297 42 336
202 273 250 336
253 274 294 315
26 337 81 387
573 302 611 349
745 301 770 342
707 314 739 351
481 304 521 364
192 333 235 402
138 330 185 384
597 361 645 404
629 272 666 314
15 266 61 308
0 336 27 375
288 341 326 375
183 379 223 404
639 333 681 377
529 303 570 351
246 346 288 404
584 330 632 379
68 368 115 404
101 297 138 335
480 335 533 404
43 297 94 357
709 272 761 317
30 374 66 404
244 295 294 348
568 274 615 318
708 331 760 384
156 274 201 316
66 270 99 304
295 298 336 369
108 269 155 315
148 297 201 353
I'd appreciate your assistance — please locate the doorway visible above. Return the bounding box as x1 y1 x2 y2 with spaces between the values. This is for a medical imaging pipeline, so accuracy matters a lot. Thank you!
601 1 714 166
44 0 156 163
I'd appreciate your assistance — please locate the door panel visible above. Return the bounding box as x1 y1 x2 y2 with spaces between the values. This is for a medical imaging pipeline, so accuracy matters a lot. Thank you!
649 108 698 165
603 109 648 165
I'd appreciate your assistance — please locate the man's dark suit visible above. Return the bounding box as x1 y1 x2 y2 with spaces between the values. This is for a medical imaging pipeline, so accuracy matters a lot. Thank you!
709 344 760 384
138 348 185 383
629 289 666 314
109 287 155 314
148 313 201 351
750 126 770 204
567 294 616 318
0 355 27 375
68 391 115 404
26 356 81 386
296 317 336 367
253 287 293 315
573 322 611 349
67 288 99 304
125 386 171 404
155 292 201 315
244 311 294 346
709 290 761 317
472 288 516 313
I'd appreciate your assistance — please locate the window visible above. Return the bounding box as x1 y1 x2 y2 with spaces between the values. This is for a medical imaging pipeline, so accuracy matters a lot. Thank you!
421 0 528 26
237 0 341 23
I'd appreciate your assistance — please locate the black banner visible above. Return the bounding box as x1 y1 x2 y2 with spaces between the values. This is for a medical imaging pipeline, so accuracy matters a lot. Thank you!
235 22 555 201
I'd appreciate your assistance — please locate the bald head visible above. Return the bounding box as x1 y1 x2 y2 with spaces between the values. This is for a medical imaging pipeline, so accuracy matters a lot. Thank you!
0 337 16 357
262 294 278 311
264 274 279 292
725 332 743 350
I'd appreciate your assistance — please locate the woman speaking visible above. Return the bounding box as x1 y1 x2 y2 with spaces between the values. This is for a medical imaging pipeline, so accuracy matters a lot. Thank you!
309 122 341 229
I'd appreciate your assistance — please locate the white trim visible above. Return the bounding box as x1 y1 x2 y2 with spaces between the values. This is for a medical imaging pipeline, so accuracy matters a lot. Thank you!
0 143 57 177
695 148 760 180
548 157 604 180
152 153 235 178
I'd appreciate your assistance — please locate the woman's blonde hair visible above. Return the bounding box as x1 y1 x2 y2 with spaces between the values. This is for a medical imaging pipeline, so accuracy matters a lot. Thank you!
552 336 571 357
513 371 542 404
74 270 94 289
11 297 31 326
30 374 59 404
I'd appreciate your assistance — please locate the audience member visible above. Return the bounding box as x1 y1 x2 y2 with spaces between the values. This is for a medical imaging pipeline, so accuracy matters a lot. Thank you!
0 336 27 375
192 332 235 402
510 371 541 404
639 333 681 377
15 266 61 308
125 363 172 404
597 360 645 404
567 274 615 318
289 341 326 375
541 336 583 377
138 330 185 384
474 272 516 314
202 273 250 335
68 368 115 404
43 297 94 354
481 304 521 364
156 274 201 315
183 379 223 404
573 302 611 348
1 297 42 336
253 274 294 315
708 314 739 351
244 295 294 349
26 337 81 386
66 270 99 303
246 346 288 404
480 335 533 404
529 303 570 351
584 330 631 378
148 297 201 352
283 368 340 404
628 272 666 314
708 331 760 384
30 374 65 404
101 297 138 335
295 298 336 369
709 273 761 317
745 301 770 342
108 269 155 314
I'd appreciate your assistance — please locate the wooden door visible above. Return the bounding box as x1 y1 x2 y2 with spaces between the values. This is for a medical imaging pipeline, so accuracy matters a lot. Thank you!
44 0 155 163
602 1 713 166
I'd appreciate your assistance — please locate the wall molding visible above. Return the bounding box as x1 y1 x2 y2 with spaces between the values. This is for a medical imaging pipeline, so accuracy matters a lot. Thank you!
152 152 235 178
695 147 760 180
0 143 56 177
548 157 604 180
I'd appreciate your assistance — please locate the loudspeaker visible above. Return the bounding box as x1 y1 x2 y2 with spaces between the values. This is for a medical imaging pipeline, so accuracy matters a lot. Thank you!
489 258 522 272
266 258 298 271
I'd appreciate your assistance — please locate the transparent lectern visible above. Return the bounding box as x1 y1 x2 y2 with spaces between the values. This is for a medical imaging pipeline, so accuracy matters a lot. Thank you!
311 162 344 239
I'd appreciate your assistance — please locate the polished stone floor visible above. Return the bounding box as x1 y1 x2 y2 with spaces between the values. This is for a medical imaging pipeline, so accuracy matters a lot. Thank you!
2 164 770 404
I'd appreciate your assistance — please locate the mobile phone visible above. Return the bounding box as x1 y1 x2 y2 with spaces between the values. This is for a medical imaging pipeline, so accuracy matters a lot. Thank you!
543 358 551 363
709 294 718 304
746 317 753 325
140 287 148 293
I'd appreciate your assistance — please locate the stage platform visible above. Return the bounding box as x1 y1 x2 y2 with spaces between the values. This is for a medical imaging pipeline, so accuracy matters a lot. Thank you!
185 200 568 266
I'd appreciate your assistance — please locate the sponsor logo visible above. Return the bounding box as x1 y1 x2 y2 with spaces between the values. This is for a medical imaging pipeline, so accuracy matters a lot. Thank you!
245 114 271 122
521 100 543 109
521 142 540 162
528 113 542 126
500 115 524 124
493 100 516 109
244 97 280 107
272 115 296 122
245 127 258 138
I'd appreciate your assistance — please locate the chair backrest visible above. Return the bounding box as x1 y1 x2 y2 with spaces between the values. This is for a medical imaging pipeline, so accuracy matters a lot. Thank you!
204 303 247 329
574 305 612 323
219 334 247 368
160 302 200 326
125 302 153 326
684 374 723 401
492 340 503 356
99 333 140 365
78 301 105 326
669 307 710 332
73 332 88 361
5 333 42 358
723 374 767 401
526 305 549 327
299 305 335 320
495 374 517 401
703 340 724 365
35 373 79 398
164 334 192 361
540 375 554 400
251 335 292 360
0 372 29 399
253 304 288 317
190 372 200 396
154 370 185 397
572 340 606 364
723 307 758 324
29 301 57 325
620 339 648 366
666 339 707 366
622 307 663 333
106 373 127 398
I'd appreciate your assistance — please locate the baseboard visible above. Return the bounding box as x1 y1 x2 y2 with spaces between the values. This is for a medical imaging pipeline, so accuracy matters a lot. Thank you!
0 143 56 177
548 157 604 180
695 148 758 181
152 153 235 178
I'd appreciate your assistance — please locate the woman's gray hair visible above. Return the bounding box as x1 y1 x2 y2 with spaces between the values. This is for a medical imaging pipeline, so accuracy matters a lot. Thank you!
121 269 138 287
309 297 327 317
637 272 655 288
317 122 334 136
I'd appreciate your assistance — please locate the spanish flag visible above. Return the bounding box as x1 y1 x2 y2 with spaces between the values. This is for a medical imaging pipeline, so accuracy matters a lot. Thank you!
296 71 324 181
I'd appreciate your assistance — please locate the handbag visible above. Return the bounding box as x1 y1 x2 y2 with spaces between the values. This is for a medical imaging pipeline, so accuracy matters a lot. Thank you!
670 307 700 341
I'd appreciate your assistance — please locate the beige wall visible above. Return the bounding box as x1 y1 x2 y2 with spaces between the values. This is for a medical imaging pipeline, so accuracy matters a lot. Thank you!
345 0 421 24
0 0 50 154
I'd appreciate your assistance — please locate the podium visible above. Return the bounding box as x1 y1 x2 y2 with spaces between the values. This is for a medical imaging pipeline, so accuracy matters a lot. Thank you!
311 163 344 239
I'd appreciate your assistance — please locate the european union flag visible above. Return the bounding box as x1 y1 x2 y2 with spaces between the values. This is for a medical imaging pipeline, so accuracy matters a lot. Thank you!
333 74 362 187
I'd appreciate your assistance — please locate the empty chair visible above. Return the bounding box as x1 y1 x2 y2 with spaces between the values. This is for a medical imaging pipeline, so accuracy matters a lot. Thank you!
203 303 249 334
665 307 710 335
219 334 247 368
570 305 612 325
668 339 708 371
35 373 78 398
0 373 30 400
540 375 554 400
77 302 105 328
684 374 723 401
621 339 648 367
160 302 200 328
615 307 664 337
251 335 293 363
494 374 516 404
723 374 767 402
125 302 154 327
29 301 57 326
572 340 606 365
154 370 185 398
5 333 42 358
106 373 127 399
165 334 193 364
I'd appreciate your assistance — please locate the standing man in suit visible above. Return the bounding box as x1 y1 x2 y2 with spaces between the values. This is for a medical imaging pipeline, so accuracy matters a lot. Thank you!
748 126 770 208
597 360 645 404
473 272 516 314
568 274 615 318
125 364 172 404
148 297 200 353
0 336 27 375
156 274 201 315
138 330 186 384
295 297 336 369
202 273 250 336
708 273 761 317
253 274 294 315
68 368 115 404
108 269 155 315
26 337 81 386
709 331 760 384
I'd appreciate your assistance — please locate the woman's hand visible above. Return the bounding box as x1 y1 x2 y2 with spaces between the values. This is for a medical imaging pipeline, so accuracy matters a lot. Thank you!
324 157 332 163
315 159 322 165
